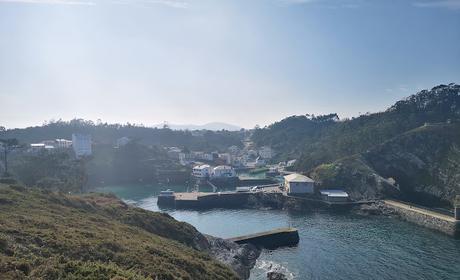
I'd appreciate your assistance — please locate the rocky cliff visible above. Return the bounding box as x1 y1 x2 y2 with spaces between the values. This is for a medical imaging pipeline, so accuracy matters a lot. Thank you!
312 123 460 207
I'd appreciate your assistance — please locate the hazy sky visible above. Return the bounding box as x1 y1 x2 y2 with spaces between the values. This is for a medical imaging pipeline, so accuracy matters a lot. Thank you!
1 0 459 129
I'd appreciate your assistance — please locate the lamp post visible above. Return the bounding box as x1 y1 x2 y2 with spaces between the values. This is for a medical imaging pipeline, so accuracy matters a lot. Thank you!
0 138 18 177
455 195 460 221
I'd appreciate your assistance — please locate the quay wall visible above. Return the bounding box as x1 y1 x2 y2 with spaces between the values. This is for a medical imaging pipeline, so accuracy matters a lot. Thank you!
384 201 460 238
197 193 251 208
160 191 359 211
229 228 299 249
238 178 277 187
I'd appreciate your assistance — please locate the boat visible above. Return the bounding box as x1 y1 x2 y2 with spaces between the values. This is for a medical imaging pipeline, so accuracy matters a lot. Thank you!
159 189 175 197
158 189 175 206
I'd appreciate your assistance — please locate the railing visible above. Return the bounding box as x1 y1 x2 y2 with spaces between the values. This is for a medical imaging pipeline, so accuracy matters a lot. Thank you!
389 199 454 217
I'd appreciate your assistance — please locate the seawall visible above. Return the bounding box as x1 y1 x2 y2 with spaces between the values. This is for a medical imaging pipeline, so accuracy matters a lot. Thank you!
384 200 460 238
158 192 254 209
158 190 365 211
228 228 299 249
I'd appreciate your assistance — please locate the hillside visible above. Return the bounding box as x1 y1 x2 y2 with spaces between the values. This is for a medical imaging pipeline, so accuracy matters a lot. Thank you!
0 119 243 152
253 84 460 206
311 123 460 207
0 185 257 279
253 83 460 170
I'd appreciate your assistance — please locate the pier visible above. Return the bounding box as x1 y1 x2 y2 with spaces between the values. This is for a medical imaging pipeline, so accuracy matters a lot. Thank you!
384 200 460 238
158 186 374 210
158 185 283 209
228 227 299 249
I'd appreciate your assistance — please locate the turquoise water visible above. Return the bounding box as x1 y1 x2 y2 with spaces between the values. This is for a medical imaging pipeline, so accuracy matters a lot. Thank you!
95 184 460 280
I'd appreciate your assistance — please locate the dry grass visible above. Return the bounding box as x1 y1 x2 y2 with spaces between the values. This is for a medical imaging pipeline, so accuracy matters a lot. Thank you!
0 184 238 280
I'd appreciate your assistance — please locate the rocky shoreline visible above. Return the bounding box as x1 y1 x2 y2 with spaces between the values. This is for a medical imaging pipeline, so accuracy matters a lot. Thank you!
205 235 261 280
353 201 398 216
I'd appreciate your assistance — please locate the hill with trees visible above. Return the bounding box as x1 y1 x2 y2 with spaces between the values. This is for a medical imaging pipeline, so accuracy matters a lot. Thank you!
0 120 244 152
311 123 460 207
252 83 460 206
1 120 245 188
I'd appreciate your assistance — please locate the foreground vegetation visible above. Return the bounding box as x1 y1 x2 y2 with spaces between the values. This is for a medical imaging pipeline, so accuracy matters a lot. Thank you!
0 184 238 280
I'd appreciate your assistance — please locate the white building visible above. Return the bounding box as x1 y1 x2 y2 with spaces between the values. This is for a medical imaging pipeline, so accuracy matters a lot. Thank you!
29 143 55 153
179 152 194 166
284 173 315 194
42 140 56 146
286 159 297 168
29 143 46 153
72 133 92 158
192 151 214 162
192 164 212 178
166 147 182 159
212 165 236 178
258 146 273 159
55 139 72 149
320 190 349 202
219 153 232 165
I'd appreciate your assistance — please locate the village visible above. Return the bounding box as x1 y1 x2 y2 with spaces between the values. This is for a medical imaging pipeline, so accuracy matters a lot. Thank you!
10 133 460 239
19 133 352 204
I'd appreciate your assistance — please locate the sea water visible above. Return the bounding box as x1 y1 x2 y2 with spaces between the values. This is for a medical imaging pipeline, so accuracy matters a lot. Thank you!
95 184 460 280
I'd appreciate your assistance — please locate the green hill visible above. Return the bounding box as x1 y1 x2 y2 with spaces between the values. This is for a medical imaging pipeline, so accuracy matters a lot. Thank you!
311 123 460 206
0 184 240 280
0 119 243 152
253 84 460 171
252 84 460 206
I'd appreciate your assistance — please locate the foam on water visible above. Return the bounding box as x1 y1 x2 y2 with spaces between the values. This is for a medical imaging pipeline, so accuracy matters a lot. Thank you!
252 259 295 280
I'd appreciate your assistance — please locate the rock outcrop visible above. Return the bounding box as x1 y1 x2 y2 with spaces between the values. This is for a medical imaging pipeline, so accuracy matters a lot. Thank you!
267 271 288 280
312 122 460 207
206 235 261 280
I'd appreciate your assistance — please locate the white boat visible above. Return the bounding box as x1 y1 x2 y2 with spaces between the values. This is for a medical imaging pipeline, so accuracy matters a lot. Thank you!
159 189 175 197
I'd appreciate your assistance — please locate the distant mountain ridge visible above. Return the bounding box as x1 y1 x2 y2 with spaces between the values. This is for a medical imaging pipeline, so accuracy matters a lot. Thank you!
155 122 242 131
0 120 244 151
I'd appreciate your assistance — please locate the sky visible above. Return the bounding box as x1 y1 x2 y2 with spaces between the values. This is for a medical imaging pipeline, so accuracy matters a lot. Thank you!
0 0 459 129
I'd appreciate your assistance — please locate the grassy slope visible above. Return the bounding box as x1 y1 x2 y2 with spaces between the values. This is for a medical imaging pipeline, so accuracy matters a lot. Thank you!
0 185 238 280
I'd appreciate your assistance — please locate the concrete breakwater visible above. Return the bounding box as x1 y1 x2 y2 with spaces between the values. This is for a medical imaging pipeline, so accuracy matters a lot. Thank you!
158 191 256 209
228 228 300 249
157 189 362 211
383 200 460 238
157 186 284 209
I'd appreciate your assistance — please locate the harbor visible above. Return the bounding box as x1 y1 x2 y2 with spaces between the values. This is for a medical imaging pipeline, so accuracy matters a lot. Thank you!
96 183 460 280
157 185 283 209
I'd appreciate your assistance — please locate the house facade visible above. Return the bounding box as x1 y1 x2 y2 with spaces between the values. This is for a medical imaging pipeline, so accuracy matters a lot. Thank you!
284 173 315 194
320 190 349 202
192 164 212 178
212 165 236 178
72 133 92 158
